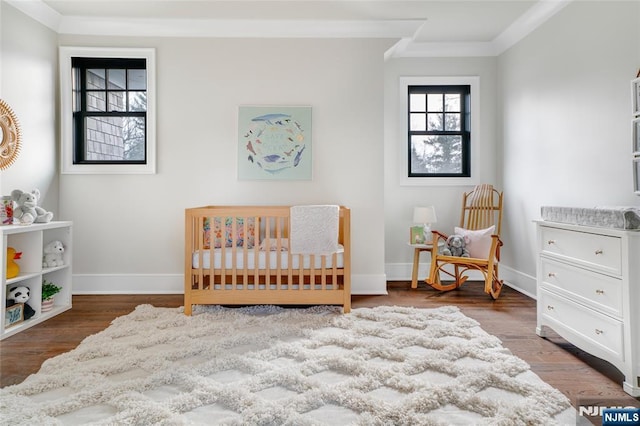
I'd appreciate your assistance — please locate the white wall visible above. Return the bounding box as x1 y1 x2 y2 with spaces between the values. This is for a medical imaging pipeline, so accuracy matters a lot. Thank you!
4 0 639 298
53 35 393 294
383 57 499 280
499 1 640 295
0 2 58 211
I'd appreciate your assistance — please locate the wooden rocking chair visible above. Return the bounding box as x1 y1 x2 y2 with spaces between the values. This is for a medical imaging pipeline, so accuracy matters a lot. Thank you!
425 184 504 299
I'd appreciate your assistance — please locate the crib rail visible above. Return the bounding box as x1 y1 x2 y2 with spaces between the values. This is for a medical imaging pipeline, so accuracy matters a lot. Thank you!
184 205 351 314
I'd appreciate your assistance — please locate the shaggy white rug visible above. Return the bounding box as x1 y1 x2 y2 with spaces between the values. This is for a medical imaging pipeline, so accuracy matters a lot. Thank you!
0 305 574 425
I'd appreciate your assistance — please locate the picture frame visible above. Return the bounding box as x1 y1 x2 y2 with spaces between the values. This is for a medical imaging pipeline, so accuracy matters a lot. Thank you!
5 303 24 328
633 77 640 117
634 117 640 154
237 106 312 181
410 226 426 244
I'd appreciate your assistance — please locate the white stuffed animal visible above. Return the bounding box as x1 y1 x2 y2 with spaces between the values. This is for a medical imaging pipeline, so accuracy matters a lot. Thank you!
11 189 54 225
43 240 65 268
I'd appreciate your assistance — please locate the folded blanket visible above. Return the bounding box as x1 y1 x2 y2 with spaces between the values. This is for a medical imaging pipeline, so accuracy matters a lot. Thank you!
290 205 339 255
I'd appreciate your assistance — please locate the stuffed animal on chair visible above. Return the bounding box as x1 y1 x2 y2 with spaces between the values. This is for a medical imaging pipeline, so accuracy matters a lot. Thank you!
11 189 54 225
442 234 470 257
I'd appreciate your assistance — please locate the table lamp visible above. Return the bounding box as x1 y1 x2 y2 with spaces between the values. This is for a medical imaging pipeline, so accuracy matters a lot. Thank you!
413 206 437 243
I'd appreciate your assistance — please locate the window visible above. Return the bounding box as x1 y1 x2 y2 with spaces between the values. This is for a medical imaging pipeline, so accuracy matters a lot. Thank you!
400 76 480 186
60 47 156 174
408 85 470 177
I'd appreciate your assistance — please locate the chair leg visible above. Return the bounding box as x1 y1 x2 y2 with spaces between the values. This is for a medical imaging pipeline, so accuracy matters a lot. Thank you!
485 264 503 299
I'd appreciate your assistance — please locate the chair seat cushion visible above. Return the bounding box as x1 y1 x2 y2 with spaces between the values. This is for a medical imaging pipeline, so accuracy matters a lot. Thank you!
454 225 495 259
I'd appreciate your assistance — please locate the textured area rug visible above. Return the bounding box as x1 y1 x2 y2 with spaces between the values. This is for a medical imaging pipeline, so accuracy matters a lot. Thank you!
1 305 574 425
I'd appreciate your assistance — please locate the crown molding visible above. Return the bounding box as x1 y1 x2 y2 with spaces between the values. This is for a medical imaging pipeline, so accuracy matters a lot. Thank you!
6 0 571 57
387 0 572 58
5 0 61 31
56 16 425 39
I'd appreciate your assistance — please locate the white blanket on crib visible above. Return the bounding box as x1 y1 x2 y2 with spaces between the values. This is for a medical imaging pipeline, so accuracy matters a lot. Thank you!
290 205 339 255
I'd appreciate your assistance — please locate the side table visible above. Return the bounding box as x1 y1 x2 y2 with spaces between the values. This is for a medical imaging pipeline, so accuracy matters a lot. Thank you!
408 241 443 289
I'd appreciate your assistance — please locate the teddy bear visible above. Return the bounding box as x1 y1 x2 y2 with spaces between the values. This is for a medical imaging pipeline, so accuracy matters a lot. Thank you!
442 234 470 257
6 285 36 320
11 189 54 225
43 240 65 268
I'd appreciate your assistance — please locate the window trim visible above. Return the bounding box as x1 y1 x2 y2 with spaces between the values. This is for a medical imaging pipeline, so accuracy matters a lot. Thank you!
60 46 156 174
399 76 480 186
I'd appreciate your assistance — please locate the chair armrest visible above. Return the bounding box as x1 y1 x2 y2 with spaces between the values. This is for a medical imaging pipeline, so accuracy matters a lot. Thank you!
491 234 503 261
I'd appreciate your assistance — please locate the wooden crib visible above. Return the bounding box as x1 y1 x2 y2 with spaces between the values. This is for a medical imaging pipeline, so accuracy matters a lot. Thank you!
184 205 351 315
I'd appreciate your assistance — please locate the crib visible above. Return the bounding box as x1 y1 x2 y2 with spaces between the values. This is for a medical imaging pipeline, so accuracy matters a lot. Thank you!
184 205 351 315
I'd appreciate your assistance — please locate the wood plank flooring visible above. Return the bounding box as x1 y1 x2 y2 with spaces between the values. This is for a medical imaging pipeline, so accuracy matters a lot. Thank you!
2 281 639 412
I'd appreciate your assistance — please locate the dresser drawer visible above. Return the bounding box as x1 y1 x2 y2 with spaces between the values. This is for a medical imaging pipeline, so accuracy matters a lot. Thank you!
540 257 622 317
539 289 624 360
540 226 622 275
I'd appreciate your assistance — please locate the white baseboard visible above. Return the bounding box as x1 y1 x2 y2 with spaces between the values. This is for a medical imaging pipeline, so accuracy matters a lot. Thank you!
73 274 184 294
499 265 537 299
351 274 388 295
72 273 389 296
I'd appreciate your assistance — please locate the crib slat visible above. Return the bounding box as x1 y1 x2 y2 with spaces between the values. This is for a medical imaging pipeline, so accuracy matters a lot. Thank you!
265 217 272 290
332 252 338 291
287 251 293 291
321 255 326 290
231 218 237 289
207 216 214 290
275 217 282 290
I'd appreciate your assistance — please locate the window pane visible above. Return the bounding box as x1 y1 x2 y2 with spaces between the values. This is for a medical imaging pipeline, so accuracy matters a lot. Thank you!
427 94 443 112
128 69 146 90
85 116 145 161
128 92 147 112
445 94 460 112
410 135 462 174
123 116 146 160
108 91 126 112
409 94 426 112
85 116 125 160
444 113 460 131
427 113 443 131
86 92 106 112
410 113 426 131
107 69 126 90
87 69 105 89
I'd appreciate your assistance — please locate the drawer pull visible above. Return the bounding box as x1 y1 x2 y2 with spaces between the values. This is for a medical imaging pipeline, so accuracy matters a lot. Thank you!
547 272 556 278
595 329 604 335
547 240 556 245
595 289 605 295
595 249 603 255
547 305 554 311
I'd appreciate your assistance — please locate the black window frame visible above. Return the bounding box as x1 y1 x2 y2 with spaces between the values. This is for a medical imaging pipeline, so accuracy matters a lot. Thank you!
407 84 471 178
71 57 148 165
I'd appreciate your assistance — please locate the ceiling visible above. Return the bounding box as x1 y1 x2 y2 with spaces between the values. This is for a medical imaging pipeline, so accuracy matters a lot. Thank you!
7 0 572 57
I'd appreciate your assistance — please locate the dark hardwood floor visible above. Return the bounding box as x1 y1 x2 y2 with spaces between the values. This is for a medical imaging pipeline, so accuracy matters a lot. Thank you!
2 281 639 411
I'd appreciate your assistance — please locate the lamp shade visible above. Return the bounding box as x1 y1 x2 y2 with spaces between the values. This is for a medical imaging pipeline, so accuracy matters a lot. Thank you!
413 206 437 224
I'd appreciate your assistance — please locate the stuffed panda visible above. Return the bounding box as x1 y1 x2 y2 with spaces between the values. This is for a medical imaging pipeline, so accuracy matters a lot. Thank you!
6 285 36 320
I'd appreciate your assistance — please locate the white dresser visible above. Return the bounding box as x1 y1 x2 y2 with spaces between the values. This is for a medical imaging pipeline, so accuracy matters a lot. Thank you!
535 220 640 396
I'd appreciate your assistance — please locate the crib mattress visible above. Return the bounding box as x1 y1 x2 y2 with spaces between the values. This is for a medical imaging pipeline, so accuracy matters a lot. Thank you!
192 245 345 270
541 206 640 230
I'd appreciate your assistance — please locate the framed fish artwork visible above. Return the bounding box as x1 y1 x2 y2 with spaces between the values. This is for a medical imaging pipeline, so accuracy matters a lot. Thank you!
237 106 312 180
